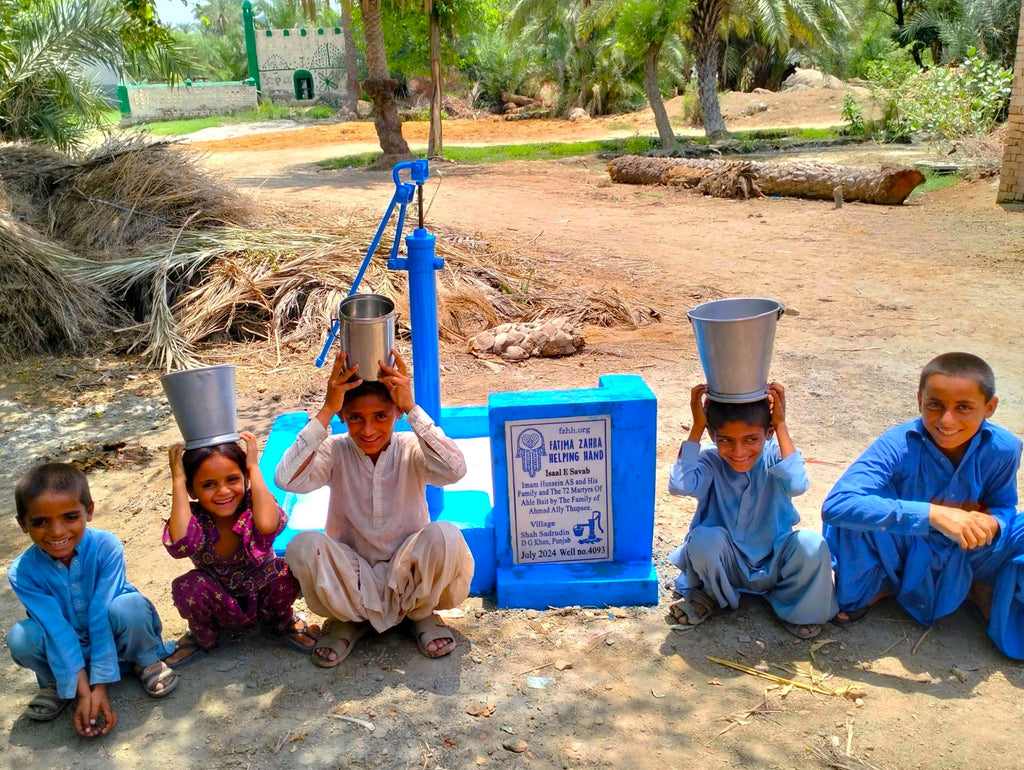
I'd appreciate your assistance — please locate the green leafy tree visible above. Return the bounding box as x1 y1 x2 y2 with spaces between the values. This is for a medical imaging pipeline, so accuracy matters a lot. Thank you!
509 0 646 116
580 0 692 148
0 0 187 151
687 0 850 138
898 0 1021 67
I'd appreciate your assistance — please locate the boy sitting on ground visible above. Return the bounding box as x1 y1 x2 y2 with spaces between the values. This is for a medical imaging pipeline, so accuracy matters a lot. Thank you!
823 352 1024 658
667 382 837 639
7 463 178 736
275 349 473 666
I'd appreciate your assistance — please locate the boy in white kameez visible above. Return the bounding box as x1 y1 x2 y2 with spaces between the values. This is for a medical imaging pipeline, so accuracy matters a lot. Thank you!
275 349 473 667
667 382 837 639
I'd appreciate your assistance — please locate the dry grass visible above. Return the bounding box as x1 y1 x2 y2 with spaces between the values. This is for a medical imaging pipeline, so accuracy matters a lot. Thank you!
0 216 113 363
0 138 656 369
44 136 252 256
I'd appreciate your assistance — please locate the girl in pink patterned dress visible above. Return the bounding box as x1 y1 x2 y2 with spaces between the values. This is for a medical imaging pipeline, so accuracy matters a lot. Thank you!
162 431 319 667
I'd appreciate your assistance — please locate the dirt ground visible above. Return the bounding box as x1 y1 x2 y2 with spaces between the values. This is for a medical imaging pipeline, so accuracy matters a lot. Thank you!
3 89 1024 769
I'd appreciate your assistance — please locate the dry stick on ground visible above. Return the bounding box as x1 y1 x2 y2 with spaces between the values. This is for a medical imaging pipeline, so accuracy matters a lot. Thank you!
911 627 933 655
707 656 839 696
809 739 888 770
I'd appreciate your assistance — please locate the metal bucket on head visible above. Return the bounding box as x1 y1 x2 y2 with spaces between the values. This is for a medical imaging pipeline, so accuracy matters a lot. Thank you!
160 364 239 449
340 294 397 381
686 297 785 403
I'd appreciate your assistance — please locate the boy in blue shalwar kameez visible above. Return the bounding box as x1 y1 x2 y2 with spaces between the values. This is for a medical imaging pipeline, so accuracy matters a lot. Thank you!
823 352 1024 658
667 382 838 639
7 463 178 735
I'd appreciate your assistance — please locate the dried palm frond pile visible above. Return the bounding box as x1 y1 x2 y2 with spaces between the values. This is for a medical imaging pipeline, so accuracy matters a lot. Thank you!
69 216 656 370
0 144 68 220
44 135 253 256
0 216 114 362
0 137 656 369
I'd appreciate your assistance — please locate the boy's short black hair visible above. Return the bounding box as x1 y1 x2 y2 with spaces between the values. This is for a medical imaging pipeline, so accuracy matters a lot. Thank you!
919 352 996 401
15 463 93 522
183 442 248 493
705 397 771 433
342 380 393 411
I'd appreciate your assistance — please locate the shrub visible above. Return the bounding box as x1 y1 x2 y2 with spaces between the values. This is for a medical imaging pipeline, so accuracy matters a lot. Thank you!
851 46 1012 142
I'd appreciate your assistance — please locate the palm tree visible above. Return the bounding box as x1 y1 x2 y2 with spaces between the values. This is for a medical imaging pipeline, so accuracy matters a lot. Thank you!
0 0 186 151
340 0 360 115
360 0 412 160
580 0 692 149
688 0 851 138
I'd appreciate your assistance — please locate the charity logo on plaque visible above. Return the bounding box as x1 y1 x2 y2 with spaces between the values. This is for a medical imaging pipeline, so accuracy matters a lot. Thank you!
505 415 613 565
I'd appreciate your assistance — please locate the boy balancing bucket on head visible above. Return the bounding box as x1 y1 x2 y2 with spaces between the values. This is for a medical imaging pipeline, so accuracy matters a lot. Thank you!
686 297 785 403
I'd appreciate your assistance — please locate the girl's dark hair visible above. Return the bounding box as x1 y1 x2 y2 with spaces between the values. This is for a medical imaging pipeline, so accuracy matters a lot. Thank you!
183 441 248 493
15 463 93 521
705 397 771 432
342 380 392 410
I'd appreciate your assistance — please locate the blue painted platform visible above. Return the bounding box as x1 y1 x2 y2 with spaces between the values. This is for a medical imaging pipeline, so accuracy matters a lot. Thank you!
488 375 659 608
260 406 497 594
260 376 659 607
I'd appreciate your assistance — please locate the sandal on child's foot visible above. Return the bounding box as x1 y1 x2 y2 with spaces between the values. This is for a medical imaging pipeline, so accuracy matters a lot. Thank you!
669 589 719 626
413 615 456 658
830 605 872 627
164 632 210 669
264 615 321 654
783 621 823 640
25 686 70 722
312 620 366 668
134 660 179 698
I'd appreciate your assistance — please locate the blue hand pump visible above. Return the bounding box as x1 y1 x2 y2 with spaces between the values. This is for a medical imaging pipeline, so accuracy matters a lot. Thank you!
314 160 445 517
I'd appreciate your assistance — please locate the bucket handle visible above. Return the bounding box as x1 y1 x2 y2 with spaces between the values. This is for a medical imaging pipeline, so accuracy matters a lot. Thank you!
685 302 787 324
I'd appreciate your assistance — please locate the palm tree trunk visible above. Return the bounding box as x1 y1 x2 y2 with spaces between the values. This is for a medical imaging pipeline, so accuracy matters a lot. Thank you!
643 40 675 150
341 0 359 116
607 156 926 205
690 0 730 140
426 8 443 159
359 0 411 159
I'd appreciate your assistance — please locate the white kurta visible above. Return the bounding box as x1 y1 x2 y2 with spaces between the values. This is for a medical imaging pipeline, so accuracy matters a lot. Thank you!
274 406 474 631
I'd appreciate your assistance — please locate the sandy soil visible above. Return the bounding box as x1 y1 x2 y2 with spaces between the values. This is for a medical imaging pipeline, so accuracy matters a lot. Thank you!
3 89 1024 769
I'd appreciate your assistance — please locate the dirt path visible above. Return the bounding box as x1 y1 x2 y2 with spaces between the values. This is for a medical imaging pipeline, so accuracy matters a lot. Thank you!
3 97 1024 769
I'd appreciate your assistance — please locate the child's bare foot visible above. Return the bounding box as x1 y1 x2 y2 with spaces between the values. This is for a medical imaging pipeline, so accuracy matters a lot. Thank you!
967 581 994 620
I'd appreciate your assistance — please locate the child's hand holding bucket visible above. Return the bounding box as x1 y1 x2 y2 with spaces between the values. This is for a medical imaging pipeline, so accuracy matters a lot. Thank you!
240 431 261 471
688 383 709 443
767 382 787 428
379 349 415 415
316 351 364 427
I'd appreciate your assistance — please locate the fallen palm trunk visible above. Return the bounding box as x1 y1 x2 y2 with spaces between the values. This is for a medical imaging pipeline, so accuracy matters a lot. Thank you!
607 156 925 205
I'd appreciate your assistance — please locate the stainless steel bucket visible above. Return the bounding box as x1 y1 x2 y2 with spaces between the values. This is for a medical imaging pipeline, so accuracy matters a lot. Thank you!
340 294 396 381
160 364 239 449
686 297 785 403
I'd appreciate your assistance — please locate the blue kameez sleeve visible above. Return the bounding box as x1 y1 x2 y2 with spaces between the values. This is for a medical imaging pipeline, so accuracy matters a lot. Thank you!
822 432 931 535
9 556 87 699
980 440 1021 538
668 441 714 499
767 449 810 497
85 534 128 687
